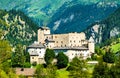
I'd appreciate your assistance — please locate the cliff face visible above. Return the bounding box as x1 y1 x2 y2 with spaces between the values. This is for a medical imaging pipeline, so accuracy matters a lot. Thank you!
47 0 120 33
0 10 38 46
85 8 120 43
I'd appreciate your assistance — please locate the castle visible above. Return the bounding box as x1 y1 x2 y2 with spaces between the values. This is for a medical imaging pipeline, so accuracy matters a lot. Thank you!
27 27 94 64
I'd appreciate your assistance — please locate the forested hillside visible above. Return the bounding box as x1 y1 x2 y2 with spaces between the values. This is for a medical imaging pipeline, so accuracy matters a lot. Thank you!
48 0 119 33
0 10 39 46
85 7 120 44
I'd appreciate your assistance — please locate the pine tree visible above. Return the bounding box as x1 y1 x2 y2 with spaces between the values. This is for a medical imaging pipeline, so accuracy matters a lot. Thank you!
44 48 55 65
56 52 68 68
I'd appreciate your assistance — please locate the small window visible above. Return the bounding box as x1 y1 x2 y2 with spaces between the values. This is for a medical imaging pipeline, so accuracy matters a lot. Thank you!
32 57 34 59
39 51 41 53
55 36 57 38
61 41 63 43
56 41 58 43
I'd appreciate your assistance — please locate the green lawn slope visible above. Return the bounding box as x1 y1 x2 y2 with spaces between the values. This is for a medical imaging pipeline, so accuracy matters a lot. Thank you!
111 43 120 53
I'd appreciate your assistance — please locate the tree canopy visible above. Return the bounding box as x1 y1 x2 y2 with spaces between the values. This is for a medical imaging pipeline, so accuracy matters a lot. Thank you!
56 52 68 69
35 64 57 78
44 48 55 65
103 49 115 63
92 60 110 78
11 44 25 67
68 57 89 78
0 40 12 64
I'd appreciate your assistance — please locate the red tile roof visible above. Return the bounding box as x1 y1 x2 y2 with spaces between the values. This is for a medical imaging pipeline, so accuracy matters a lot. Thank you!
15 68 36 76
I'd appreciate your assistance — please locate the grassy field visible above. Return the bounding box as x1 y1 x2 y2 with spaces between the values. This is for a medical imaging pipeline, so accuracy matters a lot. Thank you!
111 43 120 53
56 64 95 78
56 68 69 78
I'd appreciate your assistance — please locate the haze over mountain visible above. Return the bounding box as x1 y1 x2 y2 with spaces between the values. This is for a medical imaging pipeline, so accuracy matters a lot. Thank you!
0 0 120 34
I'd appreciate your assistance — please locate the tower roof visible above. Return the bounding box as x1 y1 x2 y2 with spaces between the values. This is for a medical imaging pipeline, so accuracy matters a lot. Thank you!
53 46 88 50
39 26 50 30
27 42 45 48
89 37 94 43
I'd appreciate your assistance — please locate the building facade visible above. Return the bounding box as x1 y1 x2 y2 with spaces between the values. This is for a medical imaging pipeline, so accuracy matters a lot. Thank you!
28 27 94 64
27 41 46 64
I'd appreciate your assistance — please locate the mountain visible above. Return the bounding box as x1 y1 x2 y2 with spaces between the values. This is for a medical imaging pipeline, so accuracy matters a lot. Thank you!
0 0 120 34
0 9 38 46
0 0 71 25
47 0 120 33
85 7 120 43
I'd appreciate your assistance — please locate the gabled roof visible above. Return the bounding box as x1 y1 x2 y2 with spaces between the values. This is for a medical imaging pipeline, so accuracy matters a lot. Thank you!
15 68 36 76
89 37 94 43
53 46 88 50
28 42 45 48
39 26 50 30
45 39 55 42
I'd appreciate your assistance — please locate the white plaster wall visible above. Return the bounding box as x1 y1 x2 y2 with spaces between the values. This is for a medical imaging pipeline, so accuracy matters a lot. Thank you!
88 42 95 53
30 56 39 64
54 49 90 61
28 48 46 58
47 42 55 48
43 29 50 35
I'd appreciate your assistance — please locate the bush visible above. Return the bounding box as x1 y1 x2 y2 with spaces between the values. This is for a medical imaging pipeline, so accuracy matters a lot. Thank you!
32 62 37 66
91 54 97 60
103 52 115 63
24 62 31 68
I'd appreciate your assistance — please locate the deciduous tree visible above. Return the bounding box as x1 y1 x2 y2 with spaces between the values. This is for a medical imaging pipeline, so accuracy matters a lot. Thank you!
68 57 89 78
0 40 12 64
11 44 25 67
109 51 120 78
92 60 110 78
35 64 57 78
103 49 115 63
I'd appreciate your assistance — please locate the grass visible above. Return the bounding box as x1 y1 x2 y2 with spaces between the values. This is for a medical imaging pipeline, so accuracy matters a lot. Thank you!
55 64 95 78
87 64 95 77
111 43 120 53
56 68 69 78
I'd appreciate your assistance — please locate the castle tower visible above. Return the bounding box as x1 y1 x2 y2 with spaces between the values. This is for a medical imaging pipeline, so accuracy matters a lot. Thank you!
88 37 95 53
38 27 50 44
